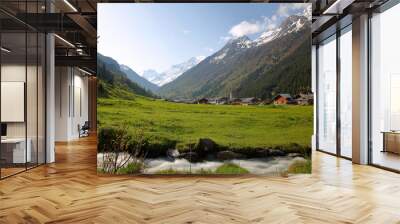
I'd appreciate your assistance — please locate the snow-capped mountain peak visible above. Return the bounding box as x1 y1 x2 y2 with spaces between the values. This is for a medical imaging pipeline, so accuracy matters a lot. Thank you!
141 69 164 86
279 15 307 35
210 36 252 64
227 36 252 49
141 56 204 86
195 55 206 62
143 15 309 86
254 15 308 47
253 28 281 46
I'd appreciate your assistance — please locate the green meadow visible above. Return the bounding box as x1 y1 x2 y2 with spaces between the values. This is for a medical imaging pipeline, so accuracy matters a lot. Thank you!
97 95 313 150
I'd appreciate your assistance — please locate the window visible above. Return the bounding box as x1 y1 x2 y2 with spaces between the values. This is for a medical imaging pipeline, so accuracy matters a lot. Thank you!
339 26 352 158
370 3 400 171
317 35 337 154
0 2 46 179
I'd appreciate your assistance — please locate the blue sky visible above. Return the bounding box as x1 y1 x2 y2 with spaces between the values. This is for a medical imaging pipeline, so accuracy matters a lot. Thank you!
98 3 308 75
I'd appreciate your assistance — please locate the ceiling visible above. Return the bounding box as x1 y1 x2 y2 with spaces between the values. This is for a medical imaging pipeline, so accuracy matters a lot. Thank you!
0 0 393 73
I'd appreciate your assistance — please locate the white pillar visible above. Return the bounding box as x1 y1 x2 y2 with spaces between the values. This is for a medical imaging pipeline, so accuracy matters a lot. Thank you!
352 14 369 164
312 45 317 151
46 32 55 163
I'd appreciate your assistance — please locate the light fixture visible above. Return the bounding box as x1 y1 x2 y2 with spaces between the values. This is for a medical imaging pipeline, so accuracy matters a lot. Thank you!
78 67 93 76
63 0 78 12
1 47 11 53
76 48 86 55
54 34 75 48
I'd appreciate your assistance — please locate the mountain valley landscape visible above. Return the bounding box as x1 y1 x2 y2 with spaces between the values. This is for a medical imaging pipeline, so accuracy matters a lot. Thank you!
159 15 311 100
97 4 313 175
142 56 206 87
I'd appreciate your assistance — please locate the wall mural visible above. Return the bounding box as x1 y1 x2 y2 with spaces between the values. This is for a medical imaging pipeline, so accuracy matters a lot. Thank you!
97 3 313 175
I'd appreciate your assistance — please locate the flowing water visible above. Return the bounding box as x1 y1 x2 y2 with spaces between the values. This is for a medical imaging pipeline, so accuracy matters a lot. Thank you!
98 153 307 175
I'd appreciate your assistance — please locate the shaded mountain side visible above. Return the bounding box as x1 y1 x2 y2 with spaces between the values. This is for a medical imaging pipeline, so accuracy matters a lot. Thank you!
234 36 311 99
157 36 254 99
158 15 311 100
120 65 159 92
97 53 156 99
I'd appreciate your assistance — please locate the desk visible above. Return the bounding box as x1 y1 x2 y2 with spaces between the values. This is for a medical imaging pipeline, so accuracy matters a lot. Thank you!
1 138 31 163
382 131 400 154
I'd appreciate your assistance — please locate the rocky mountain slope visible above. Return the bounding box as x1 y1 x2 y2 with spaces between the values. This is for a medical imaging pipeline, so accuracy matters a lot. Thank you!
158 14 311 100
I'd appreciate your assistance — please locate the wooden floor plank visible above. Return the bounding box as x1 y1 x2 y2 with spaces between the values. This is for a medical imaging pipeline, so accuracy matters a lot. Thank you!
0 136 400 223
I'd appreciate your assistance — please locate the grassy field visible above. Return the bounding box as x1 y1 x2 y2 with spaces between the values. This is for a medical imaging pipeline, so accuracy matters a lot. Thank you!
98 95 313 150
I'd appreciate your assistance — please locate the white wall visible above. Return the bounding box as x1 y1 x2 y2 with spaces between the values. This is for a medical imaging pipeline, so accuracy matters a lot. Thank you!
55 66 70 141
55 67 89 141
312 45 317 151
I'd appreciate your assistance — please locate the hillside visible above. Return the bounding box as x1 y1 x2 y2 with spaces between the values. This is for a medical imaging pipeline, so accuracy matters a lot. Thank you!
97 53 156 99
120 65 159 92
158 15 311 100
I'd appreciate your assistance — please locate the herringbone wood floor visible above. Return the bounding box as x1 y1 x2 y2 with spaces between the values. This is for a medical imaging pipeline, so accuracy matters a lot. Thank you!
1 136 400 224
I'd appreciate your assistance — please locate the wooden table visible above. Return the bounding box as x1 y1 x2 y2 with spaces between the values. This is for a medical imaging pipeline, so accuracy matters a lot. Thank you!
381 131 400 154
0 138 31 165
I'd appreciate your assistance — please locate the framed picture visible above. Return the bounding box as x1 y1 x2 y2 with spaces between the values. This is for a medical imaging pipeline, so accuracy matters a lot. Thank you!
97 3 313 175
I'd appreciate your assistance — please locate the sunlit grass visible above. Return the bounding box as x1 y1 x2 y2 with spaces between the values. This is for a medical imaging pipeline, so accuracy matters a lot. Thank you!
215 163 249 174
287 158 311 174
98 95 313 150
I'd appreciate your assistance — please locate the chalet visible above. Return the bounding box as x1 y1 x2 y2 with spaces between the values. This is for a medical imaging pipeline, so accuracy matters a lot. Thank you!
216 97 228 105
168 98 196 104
295 93 314 105
262 99 273 105
197 98 209 104
241 97 260 105
182 99 197 104
273 94 295 105
229 98 243 105
208 98 218 104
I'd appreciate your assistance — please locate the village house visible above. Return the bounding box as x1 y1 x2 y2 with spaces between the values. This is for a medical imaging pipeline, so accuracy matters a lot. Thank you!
195 96 260 105
197 98 209 104
207 98 218 104
229 98 243 105
216 97 228 105
295 93 314 105
240 97 261 105
273 94 295 105
168 98 196 104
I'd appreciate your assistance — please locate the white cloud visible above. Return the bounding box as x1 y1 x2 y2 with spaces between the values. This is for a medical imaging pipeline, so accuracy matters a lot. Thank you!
262 16 278 30
223 4 307 41
277 3 306 18
229 21 263 38
183 30 191 35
